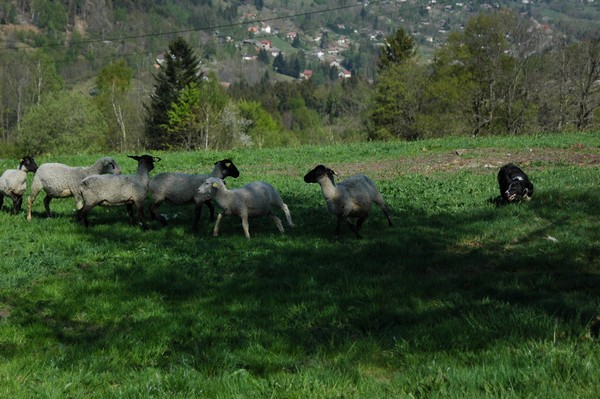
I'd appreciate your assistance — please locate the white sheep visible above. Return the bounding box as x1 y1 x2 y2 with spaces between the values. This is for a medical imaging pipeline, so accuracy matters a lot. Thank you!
27 157 122 221
197 177 294 239
148 159 240 228
0 157 38 214
303 164 393 239
76 155 160 229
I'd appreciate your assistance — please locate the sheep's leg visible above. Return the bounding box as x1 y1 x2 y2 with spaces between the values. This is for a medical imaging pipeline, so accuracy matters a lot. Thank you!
149 200 167 226
26 195 35 220
354 216 368 239
271 215 284 233
0 193 4 210
43 195 53 218
136 204 150 230
334 215 344 238
126 204 135 225
27 182 42 221
344 214 363 239
204 199 215 222
241 215 251 239
73 192 84 211
213 213 224 237
281 203 294 227
76 206 91 227
194 200 210 229
13 194 23 214
7 192 21 214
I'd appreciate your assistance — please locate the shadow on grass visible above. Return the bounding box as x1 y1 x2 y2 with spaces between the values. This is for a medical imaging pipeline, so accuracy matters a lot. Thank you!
7 187 600 372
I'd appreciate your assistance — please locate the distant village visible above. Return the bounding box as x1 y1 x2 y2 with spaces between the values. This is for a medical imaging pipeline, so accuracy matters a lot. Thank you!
156 0 564 81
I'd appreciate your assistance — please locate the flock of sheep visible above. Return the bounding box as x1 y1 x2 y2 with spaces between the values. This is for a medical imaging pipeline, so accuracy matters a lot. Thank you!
0 154 399 239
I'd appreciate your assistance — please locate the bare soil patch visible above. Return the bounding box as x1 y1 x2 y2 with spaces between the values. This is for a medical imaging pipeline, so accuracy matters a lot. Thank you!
331 145 600 180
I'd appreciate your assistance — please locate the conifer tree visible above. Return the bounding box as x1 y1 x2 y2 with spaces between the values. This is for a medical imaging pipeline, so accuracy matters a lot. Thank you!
376 28 416 72
145 37 202 149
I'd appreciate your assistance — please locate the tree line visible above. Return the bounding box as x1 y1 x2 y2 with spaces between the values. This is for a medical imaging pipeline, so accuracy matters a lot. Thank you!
1 9 599 156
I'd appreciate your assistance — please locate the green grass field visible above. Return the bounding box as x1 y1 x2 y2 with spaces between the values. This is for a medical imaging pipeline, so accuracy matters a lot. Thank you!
1 132 600 398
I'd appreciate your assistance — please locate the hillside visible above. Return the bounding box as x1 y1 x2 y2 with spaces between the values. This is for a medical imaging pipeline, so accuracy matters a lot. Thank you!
1 133 600 397
1 0 599 86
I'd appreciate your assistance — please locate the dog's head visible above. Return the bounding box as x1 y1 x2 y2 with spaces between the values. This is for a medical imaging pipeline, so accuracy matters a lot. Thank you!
504 178 533 202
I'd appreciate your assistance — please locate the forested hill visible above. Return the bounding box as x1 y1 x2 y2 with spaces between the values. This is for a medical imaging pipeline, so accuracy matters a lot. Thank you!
1 1 599 156
1 0 599 85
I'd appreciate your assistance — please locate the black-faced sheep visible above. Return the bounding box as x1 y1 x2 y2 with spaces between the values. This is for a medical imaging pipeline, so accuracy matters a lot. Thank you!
197 177 294 239
303 164 393 239
27 157 121 220
76 155 160 229
148 159 240 228
0 157 38 214
497 163 534 204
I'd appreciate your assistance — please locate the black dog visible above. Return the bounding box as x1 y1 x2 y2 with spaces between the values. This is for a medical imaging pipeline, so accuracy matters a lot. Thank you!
496 163 534 204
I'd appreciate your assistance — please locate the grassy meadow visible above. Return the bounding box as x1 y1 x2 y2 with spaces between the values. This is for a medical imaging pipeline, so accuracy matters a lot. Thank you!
1 132 600 398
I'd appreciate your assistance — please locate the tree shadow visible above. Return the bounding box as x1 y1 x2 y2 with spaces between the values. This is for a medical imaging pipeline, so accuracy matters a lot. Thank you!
7 186 600 372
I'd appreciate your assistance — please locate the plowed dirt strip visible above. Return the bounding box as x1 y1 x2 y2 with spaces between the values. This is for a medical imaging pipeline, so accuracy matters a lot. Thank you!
309 145 600 180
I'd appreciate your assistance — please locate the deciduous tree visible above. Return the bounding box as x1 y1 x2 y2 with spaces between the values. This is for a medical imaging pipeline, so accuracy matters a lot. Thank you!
95 60 135 151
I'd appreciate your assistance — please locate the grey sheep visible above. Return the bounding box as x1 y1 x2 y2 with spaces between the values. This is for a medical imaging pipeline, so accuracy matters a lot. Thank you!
27 157 122 220
303 164 393 239
76 155 160 229
148 159 240 228
198 177 294 239
0 157 38 214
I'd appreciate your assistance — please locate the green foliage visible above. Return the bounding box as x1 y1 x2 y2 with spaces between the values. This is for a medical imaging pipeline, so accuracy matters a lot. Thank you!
162 73 256 150
237 100 291 148
369 62 427 140
146 37 203 150
369 29 422 140
0 50 63 149
257 48 270 64
163 82 202 145
33 0 67 32
431 10 523 136
96 60 133 93
94 60 140 151
291 34 301 49
16 92 108 155
376 28 417 72
0 0 17 23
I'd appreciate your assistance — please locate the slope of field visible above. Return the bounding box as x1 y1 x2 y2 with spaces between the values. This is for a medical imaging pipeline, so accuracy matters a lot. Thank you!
1 132 599 397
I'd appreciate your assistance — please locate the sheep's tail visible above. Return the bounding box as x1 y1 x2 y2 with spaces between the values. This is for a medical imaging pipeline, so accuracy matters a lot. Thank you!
373 193 393 227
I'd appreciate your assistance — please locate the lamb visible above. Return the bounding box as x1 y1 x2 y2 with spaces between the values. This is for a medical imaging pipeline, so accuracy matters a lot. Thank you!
303 164 393 239
76 155 160 229
27 157 122 221
148 159 240 228
197 177 294 239
0 157 38 214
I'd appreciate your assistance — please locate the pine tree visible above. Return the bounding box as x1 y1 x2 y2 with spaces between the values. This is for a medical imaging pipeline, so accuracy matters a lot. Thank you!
145 37 203 149
292 34 301 49
376 28 416 73
273 52 286 75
